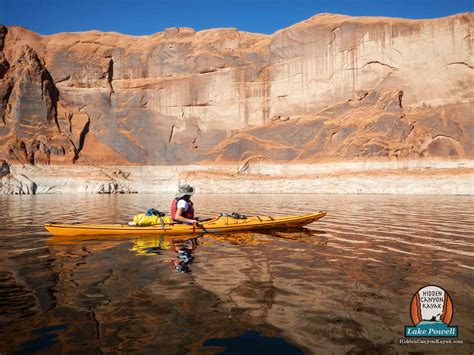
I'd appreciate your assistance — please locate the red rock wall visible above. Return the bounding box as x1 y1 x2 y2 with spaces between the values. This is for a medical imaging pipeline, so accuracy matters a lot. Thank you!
0 13 473 165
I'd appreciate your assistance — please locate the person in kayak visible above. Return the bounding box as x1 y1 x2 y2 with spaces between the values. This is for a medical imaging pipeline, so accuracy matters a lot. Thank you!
171 184 198 224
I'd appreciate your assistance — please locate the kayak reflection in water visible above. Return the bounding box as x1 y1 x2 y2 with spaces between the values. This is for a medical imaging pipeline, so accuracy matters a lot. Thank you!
172 238 198 273
130 236 171 256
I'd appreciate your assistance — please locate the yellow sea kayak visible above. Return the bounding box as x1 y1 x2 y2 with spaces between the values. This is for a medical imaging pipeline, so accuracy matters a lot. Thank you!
44 211 327 236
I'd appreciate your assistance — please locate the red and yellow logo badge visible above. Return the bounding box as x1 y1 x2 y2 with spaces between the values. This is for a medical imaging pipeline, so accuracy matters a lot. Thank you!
410 285 454 325
405 285 457 337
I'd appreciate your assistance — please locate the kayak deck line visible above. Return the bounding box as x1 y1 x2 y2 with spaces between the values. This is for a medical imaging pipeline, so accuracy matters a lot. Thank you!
44 211 327 236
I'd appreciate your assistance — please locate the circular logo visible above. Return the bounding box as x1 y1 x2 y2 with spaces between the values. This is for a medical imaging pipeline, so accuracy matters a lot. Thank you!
410 285 453 325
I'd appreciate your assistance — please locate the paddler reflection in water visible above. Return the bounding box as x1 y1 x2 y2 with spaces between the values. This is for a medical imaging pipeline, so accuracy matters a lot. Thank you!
171 184 198 224
172 238 198 273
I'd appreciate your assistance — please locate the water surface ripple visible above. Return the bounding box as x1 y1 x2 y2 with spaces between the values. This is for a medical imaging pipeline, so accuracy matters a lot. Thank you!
0 194 473 353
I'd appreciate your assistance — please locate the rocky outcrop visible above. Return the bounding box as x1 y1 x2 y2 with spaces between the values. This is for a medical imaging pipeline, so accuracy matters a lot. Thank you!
2 161 470 195
96 181 136 194
0 14 473 166
0 173 37 194
207 90 472 162
0 164 139 194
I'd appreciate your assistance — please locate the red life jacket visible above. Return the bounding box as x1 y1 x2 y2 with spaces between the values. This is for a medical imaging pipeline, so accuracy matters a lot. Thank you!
171 198 194 220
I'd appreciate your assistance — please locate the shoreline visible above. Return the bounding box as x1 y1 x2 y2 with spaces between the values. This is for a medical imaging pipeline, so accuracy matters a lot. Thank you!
1 159 473 195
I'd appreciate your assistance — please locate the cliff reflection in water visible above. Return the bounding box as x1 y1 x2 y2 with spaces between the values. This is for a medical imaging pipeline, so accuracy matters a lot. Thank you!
0 194 473 354
37 232 309 353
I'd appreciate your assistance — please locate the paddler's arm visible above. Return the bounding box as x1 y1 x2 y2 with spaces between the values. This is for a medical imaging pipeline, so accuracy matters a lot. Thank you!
175 208 198 224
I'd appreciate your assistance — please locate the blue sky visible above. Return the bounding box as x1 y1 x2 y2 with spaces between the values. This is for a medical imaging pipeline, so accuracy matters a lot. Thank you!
1 0 473 35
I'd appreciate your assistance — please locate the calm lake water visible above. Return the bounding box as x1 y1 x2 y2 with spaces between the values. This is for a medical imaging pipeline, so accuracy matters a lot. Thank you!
0 194 473 354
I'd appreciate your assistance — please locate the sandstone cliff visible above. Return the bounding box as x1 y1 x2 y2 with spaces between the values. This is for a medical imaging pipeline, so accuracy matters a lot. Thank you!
0 13 473 168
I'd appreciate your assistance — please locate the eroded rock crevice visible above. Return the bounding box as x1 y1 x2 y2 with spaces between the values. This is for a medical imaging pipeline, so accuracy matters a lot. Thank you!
54 75 71 84
447 61 474 69
0 80 13 124
168 124 175 143
42 74 60 131
0 160 10 177
0 25 7 51
72 118 91 163
0 54 9 79
107 58 114 99
0 26 11 124
397 91 403 109
66 111 73 132
329 27 340 47
362 61 398 71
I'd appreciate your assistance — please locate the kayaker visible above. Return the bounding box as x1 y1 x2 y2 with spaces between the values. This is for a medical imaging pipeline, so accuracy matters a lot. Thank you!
171 184 198 224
